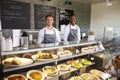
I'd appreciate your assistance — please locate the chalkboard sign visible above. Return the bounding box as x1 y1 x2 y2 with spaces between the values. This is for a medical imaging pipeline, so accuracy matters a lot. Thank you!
59 9 74 25
1 0 30 29
35 5 56 29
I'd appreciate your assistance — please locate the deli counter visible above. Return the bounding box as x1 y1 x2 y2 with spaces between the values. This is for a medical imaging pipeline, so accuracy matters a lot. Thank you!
0 39 119 80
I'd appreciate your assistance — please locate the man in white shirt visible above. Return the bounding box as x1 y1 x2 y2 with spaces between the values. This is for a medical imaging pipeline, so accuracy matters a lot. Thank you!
37 14 61 44
63 14 81 42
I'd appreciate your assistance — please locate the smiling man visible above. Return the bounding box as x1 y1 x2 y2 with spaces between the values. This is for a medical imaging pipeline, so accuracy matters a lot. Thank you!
63 14 81 42
37 14 61 44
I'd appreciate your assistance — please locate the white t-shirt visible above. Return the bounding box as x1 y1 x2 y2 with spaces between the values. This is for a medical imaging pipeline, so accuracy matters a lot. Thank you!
37 27 61 44
63 23 81 42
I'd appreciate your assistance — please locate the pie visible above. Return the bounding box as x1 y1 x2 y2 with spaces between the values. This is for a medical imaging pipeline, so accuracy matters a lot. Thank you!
43 66 58 76
81 73 91 79
70 76 84 80
27 70 44 80
57 64 70 71
7 74 26 80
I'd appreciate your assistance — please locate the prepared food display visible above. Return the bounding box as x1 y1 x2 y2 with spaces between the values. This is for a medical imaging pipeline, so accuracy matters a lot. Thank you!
67 58 93 68
80 73 100 80
6 74 26 80
78 58 93 65
81 46 98 53
33 52 53 59
27 70 44 80
67 60 75 66
57 50 73 58
86 75 100 80
2 57 33 67
63 50 72 54
80 73 91 79
42 66 58 76
67 60 83 68
57 64 70 71
1 41 106 80
90 69 104 77
69 76 84 80
32 52 58 61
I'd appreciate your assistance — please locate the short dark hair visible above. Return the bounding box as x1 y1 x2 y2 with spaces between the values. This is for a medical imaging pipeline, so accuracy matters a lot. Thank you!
69 14 76 18
45 14 54 20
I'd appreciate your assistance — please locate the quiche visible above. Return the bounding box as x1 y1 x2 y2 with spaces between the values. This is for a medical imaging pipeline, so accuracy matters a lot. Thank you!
27 70 44 80
57 64 70 71
43 66 58 76
7 74 26 80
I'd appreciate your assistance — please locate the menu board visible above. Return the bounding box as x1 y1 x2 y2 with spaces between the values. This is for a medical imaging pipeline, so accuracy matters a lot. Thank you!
34 5 56 29
59 9 74 25
1 0 30 29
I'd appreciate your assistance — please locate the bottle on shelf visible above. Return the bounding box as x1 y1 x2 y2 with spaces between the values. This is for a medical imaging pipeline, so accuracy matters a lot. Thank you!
1 37 6 51
6 36 13 51
28 34 33 45
88 30 95 42
21 31 28 49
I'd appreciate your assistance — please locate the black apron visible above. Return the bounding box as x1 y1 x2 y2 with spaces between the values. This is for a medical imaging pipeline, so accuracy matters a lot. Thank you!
43 29 56 43
67 24 78 41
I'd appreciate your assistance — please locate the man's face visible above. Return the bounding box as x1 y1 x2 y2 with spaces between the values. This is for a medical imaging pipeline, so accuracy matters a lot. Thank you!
70 16 76 25
46 16 54 26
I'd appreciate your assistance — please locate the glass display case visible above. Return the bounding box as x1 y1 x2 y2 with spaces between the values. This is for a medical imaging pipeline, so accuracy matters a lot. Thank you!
1 38 112 80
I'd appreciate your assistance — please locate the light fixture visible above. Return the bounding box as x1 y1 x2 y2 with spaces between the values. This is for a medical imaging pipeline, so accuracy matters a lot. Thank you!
64 1 72 5
106 0 112 6
65 1 68 4
68 1 72 5
47 0 51 1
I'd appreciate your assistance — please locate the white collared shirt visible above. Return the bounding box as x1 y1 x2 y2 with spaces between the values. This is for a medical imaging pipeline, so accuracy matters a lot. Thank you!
37 27 61 44
63 23 81 42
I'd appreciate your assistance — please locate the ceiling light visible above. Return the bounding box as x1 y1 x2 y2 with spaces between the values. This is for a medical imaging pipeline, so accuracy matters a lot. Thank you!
68 2 72 5
106 0 112 6
47 0 51 1
64 1 72 5
65 1 68 4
